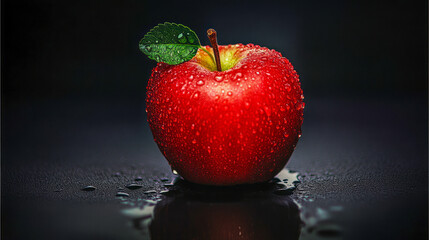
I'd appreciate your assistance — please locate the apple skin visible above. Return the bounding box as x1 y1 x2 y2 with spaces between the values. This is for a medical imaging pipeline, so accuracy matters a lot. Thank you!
146 44 304 185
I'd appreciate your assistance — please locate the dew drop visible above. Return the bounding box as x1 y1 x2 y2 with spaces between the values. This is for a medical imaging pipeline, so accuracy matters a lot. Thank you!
234 72 243 80
116 192 130 197
188 75 194 80
227 91 233 96
264 106 271 117
81 186 96 191
187 36 195 43
244 102 250 109
126 183 143 190
196 80 205 86
215 76 223 82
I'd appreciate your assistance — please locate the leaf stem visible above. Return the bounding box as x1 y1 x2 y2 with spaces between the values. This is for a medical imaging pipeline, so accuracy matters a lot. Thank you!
207 29 222 71
199 46 216 67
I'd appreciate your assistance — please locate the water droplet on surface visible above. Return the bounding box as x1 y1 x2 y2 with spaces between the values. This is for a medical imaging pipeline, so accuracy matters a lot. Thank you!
172 169 179 175
116 192 130 197
126 183 143 190
188 75 194 80
144 190 157 194
227 91 233 96
81 186 96 191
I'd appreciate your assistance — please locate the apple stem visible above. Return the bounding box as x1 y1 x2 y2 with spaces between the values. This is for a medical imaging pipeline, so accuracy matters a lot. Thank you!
207 29 222 71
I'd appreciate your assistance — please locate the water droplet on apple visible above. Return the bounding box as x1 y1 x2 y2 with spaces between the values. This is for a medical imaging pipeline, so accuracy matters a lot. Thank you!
264 106 271 117
227 91 233 96
215 76 223 82
244 102 250 109
192 139 197 144
188 75 194 80
126 183 143 190
192 92 199 99
196 80 205 86
187 36 195 43
234 72 243 80
177 33 186 43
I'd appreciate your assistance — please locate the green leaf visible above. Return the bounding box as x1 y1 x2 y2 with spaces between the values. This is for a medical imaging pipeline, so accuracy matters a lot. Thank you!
139 22 201 65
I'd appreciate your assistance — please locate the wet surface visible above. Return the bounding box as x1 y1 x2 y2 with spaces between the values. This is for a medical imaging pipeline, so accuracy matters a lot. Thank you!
2 96 427 240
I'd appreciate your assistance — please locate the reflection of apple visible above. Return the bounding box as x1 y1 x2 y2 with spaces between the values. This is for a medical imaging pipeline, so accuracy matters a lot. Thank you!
149 183 301 240
146 43 304 185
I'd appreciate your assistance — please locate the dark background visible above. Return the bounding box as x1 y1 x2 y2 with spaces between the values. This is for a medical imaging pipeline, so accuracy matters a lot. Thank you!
2 0 428 239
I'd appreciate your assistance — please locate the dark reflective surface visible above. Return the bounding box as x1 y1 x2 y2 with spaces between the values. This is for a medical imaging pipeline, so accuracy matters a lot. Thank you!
148 179 302 240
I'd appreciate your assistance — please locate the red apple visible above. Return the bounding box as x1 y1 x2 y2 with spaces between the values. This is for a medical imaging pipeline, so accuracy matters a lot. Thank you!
146 43 304 185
